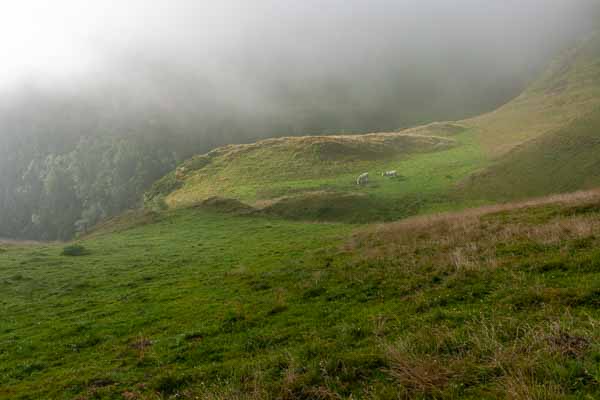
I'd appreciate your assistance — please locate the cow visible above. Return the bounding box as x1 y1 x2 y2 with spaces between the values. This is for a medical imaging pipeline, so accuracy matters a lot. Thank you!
382 170 398 178
356 172 369 185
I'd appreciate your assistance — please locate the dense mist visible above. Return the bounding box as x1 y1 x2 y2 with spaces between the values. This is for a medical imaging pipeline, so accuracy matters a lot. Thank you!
2 1 598 131
0 0 598 239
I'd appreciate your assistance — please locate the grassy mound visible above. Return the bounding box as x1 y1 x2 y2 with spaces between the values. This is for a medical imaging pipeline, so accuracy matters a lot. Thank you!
147 124 489 223
2 190 600 398
158 130 459 208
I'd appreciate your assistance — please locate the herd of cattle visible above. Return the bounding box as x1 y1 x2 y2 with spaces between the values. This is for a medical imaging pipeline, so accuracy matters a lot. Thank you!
356 170 397 185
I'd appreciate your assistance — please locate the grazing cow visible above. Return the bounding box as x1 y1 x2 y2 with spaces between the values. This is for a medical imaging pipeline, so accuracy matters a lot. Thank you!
382 170 398 178
356 172 369 185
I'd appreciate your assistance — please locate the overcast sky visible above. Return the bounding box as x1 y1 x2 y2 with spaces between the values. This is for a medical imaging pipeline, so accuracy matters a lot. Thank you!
1 1 595 83
0 0 597 133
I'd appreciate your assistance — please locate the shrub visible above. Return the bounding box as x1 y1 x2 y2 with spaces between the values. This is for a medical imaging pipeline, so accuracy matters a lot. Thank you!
61 244 88 257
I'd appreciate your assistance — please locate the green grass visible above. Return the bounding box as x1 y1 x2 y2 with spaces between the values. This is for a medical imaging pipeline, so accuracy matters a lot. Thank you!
148 128 488 224
0 210 351 399
2 192 600 399
462 107 600 202
159 130 460 205
466 31 600 156
4 28 600 400
144 33 600 225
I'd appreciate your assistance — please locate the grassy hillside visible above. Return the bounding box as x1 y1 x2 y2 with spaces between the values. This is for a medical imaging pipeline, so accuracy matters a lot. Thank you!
466 32 600 156
2 190 600 399
462 107 600 201
147 33 600 225
4 30 600 400
457 34 600 203
147 124 489 223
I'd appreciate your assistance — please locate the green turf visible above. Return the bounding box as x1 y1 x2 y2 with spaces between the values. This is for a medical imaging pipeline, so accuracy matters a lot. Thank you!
146 128 488 224
1 198 600 399
0 210 351 399
4 28 600 400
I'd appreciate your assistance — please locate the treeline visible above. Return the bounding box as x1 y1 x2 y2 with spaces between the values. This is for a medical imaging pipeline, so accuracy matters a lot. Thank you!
0 85 334 241
0 134 179 240
0 87 215 241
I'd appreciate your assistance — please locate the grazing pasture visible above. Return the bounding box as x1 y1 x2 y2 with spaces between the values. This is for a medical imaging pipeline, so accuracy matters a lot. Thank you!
2 191 600 399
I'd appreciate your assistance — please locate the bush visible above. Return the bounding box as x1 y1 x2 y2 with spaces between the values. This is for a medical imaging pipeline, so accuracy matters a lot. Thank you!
61 244 89 256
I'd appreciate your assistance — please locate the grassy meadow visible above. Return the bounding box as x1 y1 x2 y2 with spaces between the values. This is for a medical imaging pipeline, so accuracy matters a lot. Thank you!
2 190 600 399
3 27 600 400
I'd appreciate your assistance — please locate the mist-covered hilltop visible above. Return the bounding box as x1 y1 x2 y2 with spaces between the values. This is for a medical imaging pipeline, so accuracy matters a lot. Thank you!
0 0 598 240
143 32 600 228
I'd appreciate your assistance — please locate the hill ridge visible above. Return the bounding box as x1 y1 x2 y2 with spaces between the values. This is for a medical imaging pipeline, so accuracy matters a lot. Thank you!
148 32 600 223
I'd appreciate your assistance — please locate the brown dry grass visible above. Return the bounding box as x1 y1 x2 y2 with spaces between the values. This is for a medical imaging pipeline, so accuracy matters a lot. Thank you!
385 342 456 396
348 188 600 269
384 316 597 399
344 189 600 397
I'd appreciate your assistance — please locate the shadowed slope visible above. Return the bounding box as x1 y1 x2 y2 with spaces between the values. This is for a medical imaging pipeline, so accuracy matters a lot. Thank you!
463 107 600 201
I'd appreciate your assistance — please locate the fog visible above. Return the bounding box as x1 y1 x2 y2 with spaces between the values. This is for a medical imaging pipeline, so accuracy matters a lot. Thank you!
0 0 598 240
1 0 598 132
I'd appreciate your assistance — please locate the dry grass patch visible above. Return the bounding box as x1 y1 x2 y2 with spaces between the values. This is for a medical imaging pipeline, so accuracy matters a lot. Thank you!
348 188 600 270
384 316 598 399
385 342 456 396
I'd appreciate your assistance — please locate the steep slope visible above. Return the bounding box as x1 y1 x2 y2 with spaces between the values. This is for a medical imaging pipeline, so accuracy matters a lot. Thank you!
466 32 600 156
463 107 600 201
458 33 600 202
2 190 600 399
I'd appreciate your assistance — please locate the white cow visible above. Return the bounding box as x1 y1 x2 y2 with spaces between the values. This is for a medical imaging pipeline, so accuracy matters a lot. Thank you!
356 172 369 185
382 170 398 178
